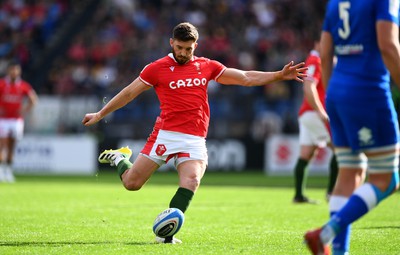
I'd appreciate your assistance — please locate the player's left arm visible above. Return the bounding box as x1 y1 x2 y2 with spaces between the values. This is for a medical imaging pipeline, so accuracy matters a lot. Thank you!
82 78 151 126
216 61 307 86
22 89 38 115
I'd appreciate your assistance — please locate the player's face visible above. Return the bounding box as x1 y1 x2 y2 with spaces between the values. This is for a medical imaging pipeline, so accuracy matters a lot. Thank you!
170 39 197 65
8 65 21 79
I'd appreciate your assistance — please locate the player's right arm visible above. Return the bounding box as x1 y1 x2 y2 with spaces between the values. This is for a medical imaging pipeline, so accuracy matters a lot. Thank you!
82 78 151 126
320 31 334 90
377 20 400 88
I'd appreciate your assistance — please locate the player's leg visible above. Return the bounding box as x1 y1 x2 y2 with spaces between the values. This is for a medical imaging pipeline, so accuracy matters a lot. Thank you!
305 148 366 255
318 146 399 255
3 136 15 182
99 147 160 190
305 99 353 255
173 159 206 210
121 154 159 190
329 148 366 255
295 111 329 203
0 119 8 182
326 143 338 200
158 158 206 244
293 144 316 203
3 119 23 182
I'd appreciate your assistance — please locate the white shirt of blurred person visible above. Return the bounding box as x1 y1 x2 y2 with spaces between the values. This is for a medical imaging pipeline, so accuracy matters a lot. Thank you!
0 62 38 182
82 22 307 243
293 39 338 204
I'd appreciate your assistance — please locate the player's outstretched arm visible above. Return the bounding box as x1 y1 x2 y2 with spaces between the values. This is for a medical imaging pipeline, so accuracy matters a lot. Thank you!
217 61 307 86
82 78 151 126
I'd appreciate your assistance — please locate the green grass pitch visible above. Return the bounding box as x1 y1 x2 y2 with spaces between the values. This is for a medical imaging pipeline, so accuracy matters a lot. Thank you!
0 171 399 255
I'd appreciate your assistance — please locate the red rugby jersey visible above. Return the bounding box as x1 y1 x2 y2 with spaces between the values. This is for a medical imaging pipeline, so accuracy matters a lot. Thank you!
0 77 34 119
298 50 326 116
140 53 226 137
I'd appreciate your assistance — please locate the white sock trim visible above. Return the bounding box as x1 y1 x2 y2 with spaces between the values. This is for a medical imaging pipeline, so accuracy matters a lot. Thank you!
320 225 335 244
353 183 378 210
329 195 349 212
114 155 124 166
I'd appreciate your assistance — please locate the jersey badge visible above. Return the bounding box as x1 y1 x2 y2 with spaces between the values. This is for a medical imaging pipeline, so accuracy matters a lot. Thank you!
156 144 167 156
194 62 201 74
358 127 374 146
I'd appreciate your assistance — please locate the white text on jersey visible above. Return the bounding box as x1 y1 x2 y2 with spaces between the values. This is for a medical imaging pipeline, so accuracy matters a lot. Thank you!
169 78 207 89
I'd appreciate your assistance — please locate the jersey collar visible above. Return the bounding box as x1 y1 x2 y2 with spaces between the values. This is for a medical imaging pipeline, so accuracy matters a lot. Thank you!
310 49 320 57
168 53 194 64
5 76 21 86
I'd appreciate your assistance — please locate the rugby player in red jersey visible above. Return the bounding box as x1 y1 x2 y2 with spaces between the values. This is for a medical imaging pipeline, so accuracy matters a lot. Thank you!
0 61 38 182
82 22 307 243
293 37 338 204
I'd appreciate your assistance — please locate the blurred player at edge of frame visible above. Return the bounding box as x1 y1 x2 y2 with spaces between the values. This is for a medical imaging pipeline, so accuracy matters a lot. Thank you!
82 22 307 244
0 61 38 182
304 0 400 254
293 34 338 204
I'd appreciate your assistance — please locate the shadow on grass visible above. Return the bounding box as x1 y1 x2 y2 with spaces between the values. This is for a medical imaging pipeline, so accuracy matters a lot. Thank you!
0 241 158 247
358 226 400 230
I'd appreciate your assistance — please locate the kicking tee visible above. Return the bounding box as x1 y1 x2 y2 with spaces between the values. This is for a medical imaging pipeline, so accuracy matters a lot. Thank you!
140 53 226 137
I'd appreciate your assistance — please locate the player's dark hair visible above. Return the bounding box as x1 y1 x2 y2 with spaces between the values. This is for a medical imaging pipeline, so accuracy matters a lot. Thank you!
172 22 199 42
8 59 21 68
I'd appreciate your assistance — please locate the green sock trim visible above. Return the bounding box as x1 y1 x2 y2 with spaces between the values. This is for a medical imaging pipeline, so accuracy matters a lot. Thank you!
294 158 309 198
169 187 194 213
327 155 338 194
117 159 133 179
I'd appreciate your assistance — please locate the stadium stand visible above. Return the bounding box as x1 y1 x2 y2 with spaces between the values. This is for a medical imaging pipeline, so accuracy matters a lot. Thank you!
0 0 326 140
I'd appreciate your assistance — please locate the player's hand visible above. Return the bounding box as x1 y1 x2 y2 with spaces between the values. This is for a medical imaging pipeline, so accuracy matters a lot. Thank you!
281 61 308 82
82 112 102 126
318 111 330 123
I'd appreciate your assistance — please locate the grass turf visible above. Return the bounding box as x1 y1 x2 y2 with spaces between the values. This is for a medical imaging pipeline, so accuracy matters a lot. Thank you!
0 171 399 255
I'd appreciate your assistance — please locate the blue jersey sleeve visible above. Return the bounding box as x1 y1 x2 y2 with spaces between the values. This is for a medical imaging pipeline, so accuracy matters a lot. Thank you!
377 0 399 24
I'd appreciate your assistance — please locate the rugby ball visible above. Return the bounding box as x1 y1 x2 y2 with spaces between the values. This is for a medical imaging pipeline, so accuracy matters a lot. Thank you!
153 208 184 237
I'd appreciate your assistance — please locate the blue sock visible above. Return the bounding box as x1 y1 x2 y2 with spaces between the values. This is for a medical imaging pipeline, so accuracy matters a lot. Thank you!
329 194 369 231
329 196 351 254
324 178 398 248
331 212 351 255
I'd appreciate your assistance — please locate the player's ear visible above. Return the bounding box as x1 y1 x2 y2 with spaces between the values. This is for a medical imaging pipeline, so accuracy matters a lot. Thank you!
169 38 174 47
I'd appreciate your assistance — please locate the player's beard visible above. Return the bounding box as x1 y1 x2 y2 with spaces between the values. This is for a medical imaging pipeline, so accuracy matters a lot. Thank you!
172 49 190 65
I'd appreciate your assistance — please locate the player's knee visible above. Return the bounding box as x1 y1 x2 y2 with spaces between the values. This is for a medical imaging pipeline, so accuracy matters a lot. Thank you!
181 176 201 191
335 147 367 169
371 172 399 202
122 179 144 191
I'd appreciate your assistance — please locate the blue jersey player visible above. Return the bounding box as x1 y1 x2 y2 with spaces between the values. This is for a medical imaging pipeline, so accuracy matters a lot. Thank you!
304 0 400 254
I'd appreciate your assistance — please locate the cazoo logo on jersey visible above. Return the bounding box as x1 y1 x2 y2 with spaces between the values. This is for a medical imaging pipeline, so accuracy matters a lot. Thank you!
169 78 207 89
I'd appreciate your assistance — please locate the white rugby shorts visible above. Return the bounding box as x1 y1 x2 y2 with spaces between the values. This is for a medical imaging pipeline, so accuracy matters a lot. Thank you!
141 130 208 167
298 111 331 147
0 118 25 139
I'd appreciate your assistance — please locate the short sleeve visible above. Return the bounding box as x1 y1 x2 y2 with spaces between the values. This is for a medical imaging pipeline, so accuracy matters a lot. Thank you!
377 0 399 24
139 63 158 87
208 59 226 81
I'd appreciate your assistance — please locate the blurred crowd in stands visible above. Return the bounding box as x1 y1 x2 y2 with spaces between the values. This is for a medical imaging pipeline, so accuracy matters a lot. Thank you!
0 0 326 140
